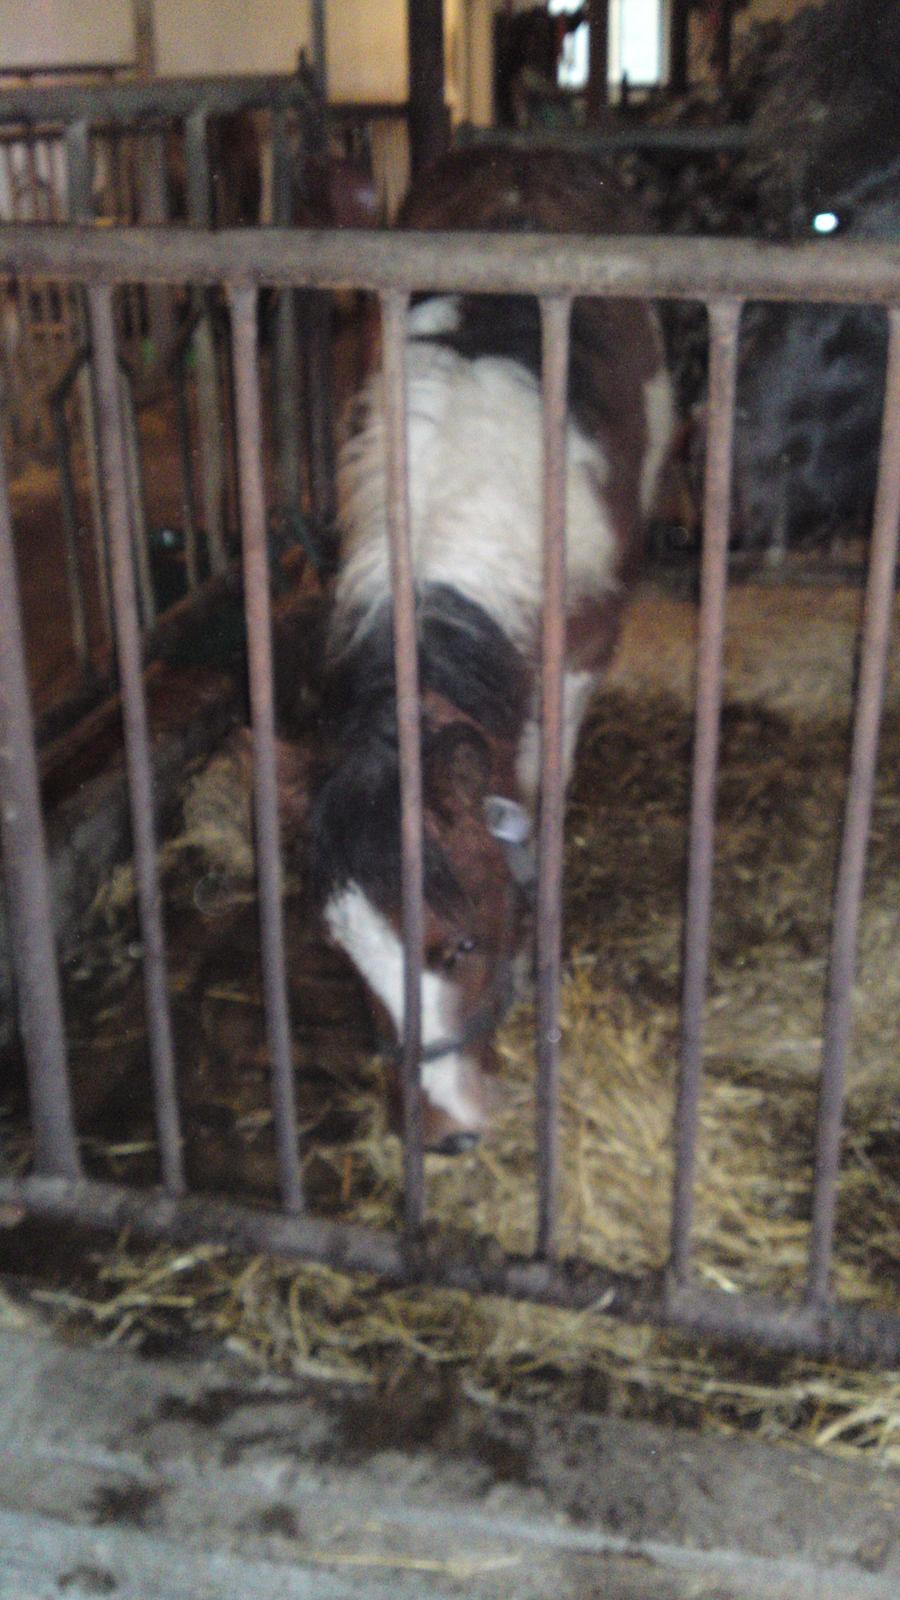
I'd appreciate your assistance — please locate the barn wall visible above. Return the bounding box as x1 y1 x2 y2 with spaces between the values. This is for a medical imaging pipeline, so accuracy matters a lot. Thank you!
0 0 135 68
0 0 412 105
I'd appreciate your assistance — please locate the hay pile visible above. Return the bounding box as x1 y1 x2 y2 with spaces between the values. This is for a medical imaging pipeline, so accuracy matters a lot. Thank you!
12 584 900 1463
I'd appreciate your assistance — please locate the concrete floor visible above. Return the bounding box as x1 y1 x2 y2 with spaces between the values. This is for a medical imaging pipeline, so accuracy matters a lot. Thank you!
0 1326 897 1599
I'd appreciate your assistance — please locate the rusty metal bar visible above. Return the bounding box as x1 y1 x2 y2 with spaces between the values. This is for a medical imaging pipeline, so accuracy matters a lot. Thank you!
535 297 571 1260
228 285 305 1217
303 291 337 530
118 362 155 629
185 111 228 579
64 119 113 648
380 288 426 1231
86 283 184 1196
0 74 319 128
271 108 303 526
805 305 900 1306
669 298 743 1282
2 226 899 307
3 1173 899 1367
49 349 90 671
62 120 92 220
0 440 81 1179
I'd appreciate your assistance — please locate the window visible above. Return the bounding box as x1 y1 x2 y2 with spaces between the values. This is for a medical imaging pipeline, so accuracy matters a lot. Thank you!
549 0 666 92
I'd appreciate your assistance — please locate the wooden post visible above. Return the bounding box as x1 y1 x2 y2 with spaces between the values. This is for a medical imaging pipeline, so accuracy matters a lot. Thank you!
669 0 690 95
131 0 157 78
185 108 228 577
714 0 736 85
586 0 609 120
407 0 450 177
310 0 328 98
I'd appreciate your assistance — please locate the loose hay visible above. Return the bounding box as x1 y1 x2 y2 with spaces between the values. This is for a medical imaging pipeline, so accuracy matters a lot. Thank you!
6 586 900 1462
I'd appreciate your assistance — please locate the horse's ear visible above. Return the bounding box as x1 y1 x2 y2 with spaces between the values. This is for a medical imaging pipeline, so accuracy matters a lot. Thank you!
424 723 491 819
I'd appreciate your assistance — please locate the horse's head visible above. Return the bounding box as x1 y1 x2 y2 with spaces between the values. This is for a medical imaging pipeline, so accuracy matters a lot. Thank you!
316 718 534 1153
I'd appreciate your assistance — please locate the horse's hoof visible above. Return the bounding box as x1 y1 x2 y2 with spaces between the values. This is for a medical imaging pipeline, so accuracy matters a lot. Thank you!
431 1129 481 1156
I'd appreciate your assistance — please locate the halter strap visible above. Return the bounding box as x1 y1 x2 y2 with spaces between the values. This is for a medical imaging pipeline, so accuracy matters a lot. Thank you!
378 958 518 1068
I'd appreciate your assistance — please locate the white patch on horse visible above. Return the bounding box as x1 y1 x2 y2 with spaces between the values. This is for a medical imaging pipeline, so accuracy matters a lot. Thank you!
640 367 675 515
407 295 461 338
324 884 484 1127
516 670 600 805
335 342 617 654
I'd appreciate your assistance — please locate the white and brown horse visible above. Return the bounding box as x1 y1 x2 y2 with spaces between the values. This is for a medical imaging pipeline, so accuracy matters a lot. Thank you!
312 148 673 1153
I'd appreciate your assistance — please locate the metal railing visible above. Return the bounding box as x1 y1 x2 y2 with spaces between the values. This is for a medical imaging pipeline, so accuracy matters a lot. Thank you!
1 220 899 1367
0 73 331 734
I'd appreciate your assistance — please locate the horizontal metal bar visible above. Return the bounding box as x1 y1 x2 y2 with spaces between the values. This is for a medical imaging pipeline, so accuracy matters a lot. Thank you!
457 123 752 155
328 100 409 122
0 61 134 80
2 1174 898 1367
1 225 899 305
0 73 317 128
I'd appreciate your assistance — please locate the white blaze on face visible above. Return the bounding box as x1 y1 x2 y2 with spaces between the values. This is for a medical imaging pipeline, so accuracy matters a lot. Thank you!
324 883 485 1128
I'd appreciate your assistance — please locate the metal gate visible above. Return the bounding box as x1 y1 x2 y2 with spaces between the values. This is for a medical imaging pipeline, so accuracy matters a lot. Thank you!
0 71 335 728
1 219 898 1368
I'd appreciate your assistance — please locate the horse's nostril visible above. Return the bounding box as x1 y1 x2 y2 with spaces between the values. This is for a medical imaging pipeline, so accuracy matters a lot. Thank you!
433 1130 481 1156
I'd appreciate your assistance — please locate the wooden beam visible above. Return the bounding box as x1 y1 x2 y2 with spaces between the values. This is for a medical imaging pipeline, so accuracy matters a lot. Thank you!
407 0 450 176
586 0 609 118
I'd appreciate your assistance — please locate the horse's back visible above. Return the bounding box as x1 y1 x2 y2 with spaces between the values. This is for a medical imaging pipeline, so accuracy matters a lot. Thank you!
334 147 672 656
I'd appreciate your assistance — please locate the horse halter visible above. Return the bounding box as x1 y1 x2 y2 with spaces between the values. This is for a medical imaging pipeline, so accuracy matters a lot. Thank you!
380 793 537 1070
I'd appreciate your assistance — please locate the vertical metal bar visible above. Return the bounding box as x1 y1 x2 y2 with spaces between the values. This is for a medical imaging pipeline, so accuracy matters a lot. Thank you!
535 297 571 1259
228 286 305 1216
271 108 303 526
173 353 200 591
24 132 53 332
805 305 900 1305
0 434 81 1179
304 291 337 530
86 284 184 1196
311 0 328 98
381 289 426 1231
185 109 228 577
669 297 742 1282
63 119 93 221
118 363 156 629
65 117 113 645
50 386 90 670
135 130 176 368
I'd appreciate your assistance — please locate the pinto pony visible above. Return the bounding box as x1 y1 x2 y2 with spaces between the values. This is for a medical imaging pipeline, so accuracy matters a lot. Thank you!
312 149 673 1153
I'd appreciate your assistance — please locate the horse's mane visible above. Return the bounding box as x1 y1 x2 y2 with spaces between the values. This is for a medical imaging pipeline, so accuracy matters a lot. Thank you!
311 586 528 913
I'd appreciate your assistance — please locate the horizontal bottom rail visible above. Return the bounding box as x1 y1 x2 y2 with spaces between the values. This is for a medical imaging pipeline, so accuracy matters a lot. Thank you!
2 1174 898 1367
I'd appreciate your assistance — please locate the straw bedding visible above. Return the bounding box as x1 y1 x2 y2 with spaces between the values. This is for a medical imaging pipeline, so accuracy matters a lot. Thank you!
5 583 899 1463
